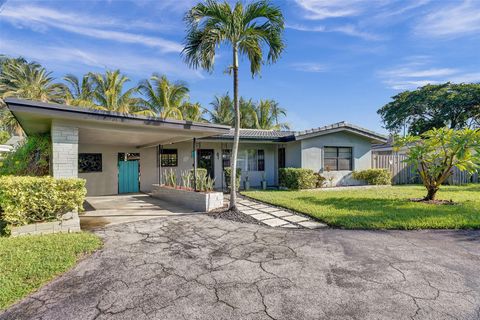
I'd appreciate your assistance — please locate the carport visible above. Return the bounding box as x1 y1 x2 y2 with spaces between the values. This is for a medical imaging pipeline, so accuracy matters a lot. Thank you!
5 98 231 196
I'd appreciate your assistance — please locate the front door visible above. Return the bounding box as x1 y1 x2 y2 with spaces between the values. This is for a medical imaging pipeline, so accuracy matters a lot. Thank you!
118 159 140 193
197 149 215 179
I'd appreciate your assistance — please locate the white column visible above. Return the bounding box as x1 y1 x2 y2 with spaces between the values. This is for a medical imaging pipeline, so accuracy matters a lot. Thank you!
51 121 78 178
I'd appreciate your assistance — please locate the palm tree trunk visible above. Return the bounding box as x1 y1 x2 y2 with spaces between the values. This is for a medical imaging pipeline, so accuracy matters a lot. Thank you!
230 45 240 210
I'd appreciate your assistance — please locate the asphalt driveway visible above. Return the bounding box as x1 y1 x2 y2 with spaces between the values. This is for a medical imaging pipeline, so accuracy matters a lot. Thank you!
2 215 479 320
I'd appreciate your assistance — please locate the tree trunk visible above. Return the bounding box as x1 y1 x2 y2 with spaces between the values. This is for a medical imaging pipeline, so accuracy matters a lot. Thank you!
229 45 240 210
424 186 439 201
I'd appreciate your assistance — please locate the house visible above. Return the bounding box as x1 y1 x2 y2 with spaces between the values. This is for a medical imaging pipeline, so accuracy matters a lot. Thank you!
6 98 387 196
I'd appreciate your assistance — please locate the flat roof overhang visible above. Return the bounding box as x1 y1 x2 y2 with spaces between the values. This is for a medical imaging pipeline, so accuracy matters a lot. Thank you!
5 98 231 148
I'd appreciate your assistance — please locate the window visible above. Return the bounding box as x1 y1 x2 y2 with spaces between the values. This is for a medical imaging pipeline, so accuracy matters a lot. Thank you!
278 148 285 169
222 149 231 169
324 147 352 171
118 153 140 161
79 153 102 173
160 149 178 167
225 149 265 171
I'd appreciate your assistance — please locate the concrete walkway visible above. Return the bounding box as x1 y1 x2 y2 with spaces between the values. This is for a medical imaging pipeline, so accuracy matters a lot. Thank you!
81 194 196 229
236 197 327 229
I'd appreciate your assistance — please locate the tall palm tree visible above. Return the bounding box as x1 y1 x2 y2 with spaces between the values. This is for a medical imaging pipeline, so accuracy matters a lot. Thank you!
63 74 97 108
138 74 190 119
89 70 155 116
254 99 289 130
183 0 285 209
0 57 65 135
239 97 258 129
209 94 234 125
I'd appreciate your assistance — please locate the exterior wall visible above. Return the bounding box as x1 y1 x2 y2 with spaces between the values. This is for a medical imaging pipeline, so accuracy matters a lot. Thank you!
159 141 277 189
78 144 157 196
51 121 78 178
284 141 301 168
299 131 373 186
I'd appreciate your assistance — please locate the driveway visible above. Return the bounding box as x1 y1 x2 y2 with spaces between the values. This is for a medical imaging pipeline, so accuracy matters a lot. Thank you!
2 215 479 320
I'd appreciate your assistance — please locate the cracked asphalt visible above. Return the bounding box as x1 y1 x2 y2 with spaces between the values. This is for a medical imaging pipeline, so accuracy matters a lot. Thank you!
2 215 480 320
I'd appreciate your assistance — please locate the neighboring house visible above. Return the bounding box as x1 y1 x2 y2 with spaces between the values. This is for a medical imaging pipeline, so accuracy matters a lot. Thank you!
0 136 23 158
6 98 387 196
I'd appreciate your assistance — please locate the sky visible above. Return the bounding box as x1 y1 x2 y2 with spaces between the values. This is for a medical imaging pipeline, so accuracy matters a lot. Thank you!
0 0 479 133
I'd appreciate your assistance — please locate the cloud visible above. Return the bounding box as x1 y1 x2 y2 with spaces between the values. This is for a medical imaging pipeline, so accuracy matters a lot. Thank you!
0 4 182 53
287 23 381 41
290 62 328 73
415 0 480 38
293 0 373 20
0 38 201 80
378 57 480 90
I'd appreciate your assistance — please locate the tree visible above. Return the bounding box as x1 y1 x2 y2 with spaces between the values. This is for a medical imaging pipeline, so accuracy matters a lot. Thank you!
179 102 208 122
254 99 289 130
138 74 190 119
209 94 234 125
183 0 285 209
63 74 97 108
378 83 480 135
0 56 65 135
395 127 480 201
89 70 155 116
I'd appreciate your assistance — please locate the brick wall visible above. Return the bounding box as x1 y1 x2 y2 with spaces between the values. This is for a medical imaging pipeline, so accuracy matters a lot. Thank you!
51 121 79 178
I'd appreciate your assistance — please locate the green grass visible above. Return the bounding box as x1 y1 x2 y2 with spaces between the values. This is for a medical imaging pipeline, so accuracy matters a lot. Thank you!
243 184 480 230
0 232 102 310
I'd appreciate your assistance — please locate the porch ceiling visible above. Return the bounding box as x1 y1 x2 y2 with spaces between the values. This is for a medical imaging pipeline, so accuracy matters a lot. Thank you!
6 98 231 147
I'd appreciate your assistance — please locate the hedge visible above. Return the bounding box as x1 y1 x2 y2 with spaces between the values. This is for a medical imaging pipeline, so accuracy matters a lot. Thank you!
224 168 241 191
279 168 317 190
0 134 50 176
352 169 392 185
0 176 86 233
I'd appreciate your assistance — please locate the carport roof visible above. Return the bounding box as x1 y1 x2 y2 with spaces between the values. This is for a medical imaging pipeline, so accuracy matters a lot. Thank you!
5 98 231 147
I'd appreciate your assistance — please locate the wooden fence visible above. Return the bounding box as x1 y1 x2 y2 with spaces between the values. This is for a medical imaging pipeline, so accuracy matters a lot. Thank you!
372 153 479 185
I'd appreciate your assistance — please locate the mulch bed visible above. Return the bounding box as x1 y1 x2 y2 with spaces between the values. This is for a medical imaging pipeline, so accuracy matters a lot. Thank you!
409 198 456 205
208 207 263 225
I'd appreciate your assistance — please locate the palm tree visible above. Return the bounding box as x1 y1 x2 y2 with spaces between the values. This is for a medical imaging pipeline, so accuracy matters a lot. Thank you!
0 57 65 135
89 70 155 116
138 74 190 119
254 99 289 130
179 102 208 122
63 74 97 108
239 97 258 129
208 94 234 125
183 0 285 209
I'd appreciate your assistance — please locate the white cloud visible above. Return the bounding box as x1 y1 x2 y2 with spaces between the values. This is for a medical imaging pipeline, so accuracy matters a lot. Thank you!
0 38 201 79
287 23 381 40
290 62 328 73
294 0 373 20
0 4 182 53
378 57 480 90
415 0 480 38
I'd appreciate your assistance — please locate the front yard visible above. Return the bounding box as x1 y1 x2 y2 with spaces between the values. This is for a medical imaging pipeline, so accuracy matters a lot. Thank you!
243 184 480 230
0 232 102 310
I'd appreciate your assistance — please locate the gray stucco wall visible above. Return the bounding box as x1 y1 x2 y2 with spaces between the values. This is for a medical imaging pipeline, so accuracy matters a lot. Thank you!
300 131 373 186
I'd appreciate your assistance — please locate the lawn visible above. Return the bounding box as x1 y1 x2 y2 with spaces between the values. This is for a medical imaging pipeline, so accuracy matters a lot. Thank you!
243 184 480 230
0 232 102 310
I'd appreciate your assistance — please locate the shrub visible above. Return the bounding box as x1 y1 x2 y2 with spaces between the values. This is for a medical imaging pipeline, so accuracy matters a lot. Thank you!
0 130 10 144
352 169 391 185
224 167 241 191
0 134 50 176
279 168 317 190
314 172 326 188
0 176 86 233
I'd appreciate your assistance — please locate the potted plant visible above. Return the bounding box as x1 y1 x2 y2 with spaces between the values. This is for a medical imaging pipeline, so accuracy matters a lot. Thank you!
244 172 250 190
261 172 267 190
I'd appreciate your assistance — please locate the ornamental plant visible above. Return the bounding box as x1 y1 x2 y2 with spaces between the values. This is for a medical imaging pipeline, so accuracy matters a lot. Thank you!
395 127 480 201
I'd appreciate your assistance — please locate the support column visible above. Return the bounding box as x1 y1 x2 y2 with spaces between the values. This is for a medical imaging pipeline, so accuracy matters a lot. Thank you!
193 138 197 191
51 121 78 178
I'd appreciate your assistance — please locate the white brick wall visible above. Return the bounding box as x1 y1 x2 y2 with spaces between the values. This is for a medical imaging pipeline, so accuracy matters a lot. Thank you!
51 121 78 178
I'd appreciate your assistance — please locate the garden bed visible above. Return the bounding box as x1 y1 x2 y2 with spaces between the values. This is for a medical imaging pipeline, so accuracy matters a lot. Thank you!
151 184 224 212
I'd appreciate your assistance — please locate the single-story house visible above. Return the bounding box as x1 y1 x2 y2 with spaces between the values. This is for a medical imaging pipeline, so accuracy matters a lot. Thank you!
6 98 387 196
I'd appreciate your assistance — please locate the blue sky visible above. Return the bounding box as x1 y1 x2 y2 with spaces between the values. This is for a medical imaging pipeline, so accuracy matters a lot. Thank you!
1 0 479 133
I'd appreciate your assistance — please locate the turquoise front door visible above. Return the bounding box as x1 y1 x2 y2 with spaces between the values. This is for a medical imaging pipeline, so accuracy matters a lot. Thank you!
118 160 139 193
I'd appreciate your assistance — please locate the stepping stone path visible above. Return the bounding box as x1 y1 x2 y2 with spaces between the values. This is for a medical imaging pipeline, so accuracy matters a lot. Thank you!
230 197 327 229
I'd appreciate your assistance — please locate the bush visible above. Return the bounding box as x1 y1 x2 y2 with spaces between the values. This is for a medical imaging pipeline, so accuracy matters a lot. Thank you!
0 134 50 176
224 167 241 191
352 169 391 185
314 172 326 188
279 168 317 190
0 176 86 233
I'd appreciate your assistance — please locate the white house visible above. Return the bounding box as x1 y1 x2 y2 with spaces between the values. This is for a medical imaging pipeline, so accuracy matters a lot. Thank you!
6 98 387 196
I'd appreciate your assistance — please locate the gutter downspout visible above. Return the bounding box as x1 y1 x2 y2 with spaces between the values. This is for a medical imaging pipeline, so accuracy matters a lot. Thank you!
193 138 197 191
